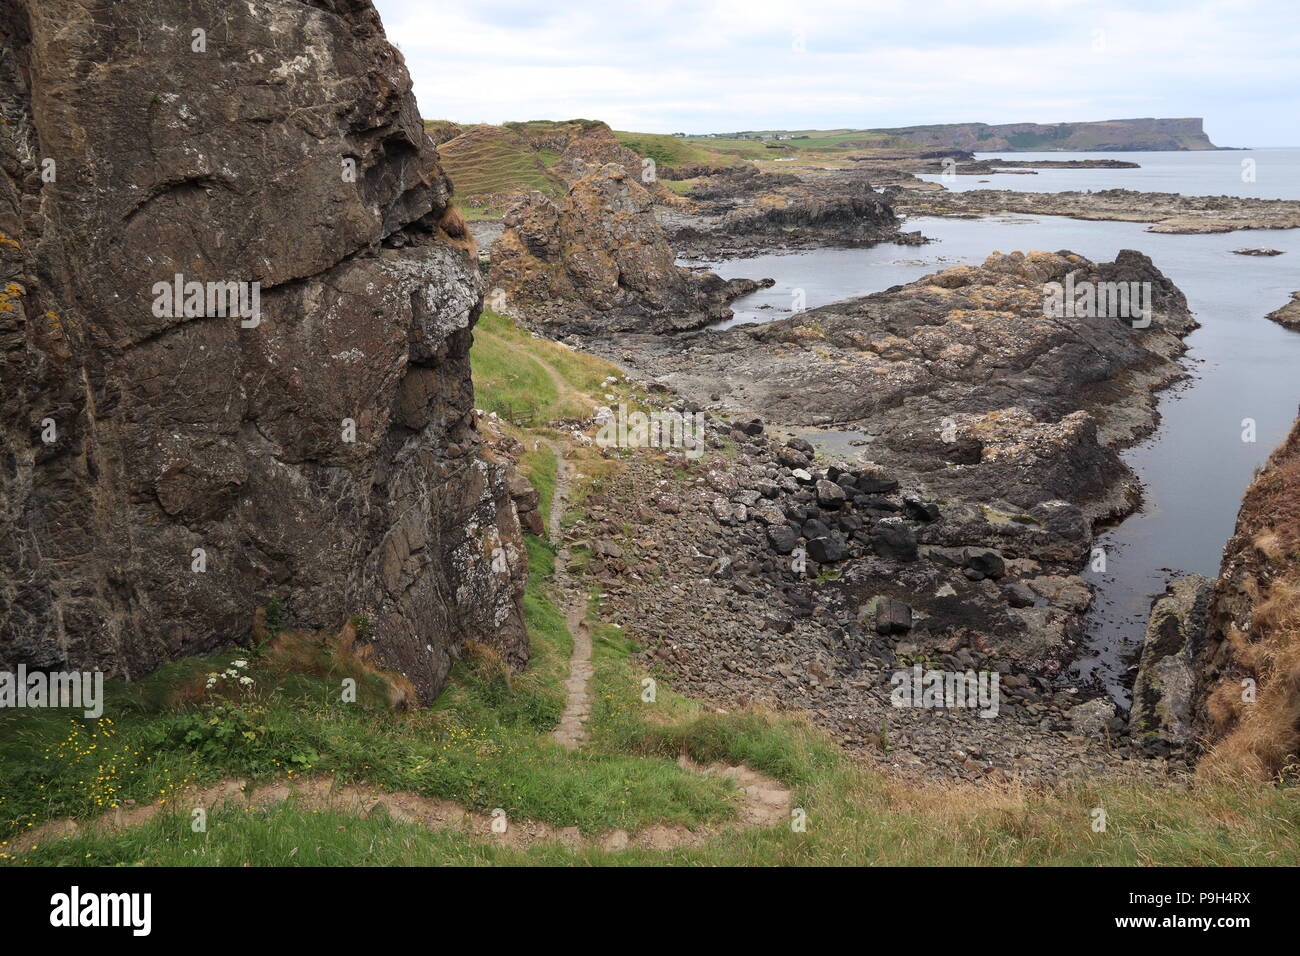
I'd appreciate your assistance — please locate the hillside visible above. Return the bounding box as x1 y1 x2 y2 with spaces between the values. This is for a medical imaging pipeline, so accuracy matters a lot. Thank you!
435 123 566 216
433 120 692 217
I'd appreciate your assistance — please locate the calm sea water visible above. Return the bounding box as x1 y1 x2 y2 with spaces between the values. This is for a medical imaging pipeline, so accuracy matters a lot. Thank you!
694 200 1300 697
915 148 1300 200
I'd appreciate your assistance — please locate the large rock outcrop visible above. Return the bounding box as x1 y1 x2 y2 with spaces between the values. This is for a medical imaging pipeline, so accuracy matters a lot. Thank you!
613 249 1195 517
489 163 765 333
667 165 905 257
1267 291 1300 331
859 117 1218 152
0 0 528 701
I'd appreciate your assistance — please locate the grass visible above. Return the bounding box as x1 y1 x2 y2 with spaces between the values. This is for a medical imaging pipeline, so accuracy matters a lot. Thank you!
439 125 563 204
13 573 1296 865
470 307 620 422
519 442 558 531
612 131 742 170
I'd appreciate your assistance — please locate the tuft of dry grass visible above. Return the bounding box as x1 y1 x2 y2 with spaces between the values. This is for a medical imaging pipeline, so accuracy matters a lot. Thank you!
166 609 416 712
1201 581 1300 781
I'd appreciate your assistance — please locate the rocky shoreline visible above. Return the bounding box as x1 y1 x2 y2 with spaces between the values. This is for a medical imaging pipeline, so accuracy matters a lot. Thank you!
542 249 1205 782
481 136 1299 783
898 187 1300 234
1267 291 1300 330
567 408 1186 784
655 165 920 259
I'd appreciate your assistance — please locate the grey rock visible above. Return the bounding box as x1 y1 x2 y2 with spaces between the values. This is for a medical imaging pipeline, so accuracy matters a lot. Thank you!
875 598 913 635
871 517 918 562
1069 698 1117 737
815 479 847 509
1129 575 1214 745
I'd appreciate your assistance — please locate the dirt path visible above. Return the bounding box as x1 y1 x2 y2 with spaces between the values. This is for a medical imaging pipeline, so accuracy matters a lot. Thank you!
7 760 792 856
549 446 595 750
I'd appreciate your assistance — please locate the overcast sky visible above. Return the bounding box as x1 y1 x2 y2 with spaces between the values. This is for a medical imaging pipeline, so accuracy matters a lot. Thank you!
371 0 1298 146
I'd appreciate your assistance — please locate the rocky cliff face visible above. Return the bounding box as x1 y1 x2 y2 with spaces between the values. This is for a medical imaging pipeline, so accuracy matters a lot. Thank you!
1197 416 1300 778
489 163 766 333
0 0 528 701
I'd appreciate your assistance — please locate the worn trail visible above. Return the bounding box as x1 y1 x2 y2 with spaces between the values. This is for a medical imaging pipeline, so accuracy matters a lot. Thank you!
550 446 595 750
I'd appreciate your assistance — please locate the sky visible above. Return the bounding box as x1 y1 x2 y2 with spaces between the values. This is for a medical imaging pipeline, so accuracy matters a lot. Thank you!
371 0 1299 146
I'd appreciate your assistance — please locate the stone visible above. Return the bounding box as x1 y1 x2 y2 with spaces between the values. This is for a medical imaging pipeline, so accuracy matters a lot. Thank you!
855 470 900 494
963 547 1006 579
1004 581 1038 609
1068 698 1117 737
806 535 846 564
592 540 625 559
706 469 739 495
766 525 798 554
871 517 918 562
778 446 810 469
902 494 940 522
815 479 847 509
1129 575 1214 745
875 598 913 635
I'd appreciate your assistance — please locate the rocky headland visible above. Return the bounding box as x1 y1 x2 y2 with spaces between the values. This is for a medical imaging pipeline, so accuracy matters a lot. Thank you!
656 164 916 258
1266 291 1300 330
851 117 1218 152
487 163 769 334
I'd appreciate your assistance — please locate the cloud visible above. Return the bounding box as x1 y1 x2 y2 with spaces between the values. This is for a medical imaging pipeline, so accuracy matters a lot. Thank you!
372 0 1299 145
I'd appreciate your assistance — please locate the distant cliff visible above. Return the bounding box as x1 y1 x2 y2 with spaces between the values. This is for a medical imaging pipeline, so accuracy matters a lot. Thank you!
860 118 1218 152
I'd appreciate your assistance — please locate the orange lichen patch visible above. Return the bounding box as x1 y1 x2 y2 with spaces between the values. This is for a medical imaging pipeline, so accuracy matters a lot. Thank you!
781 324 828 345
